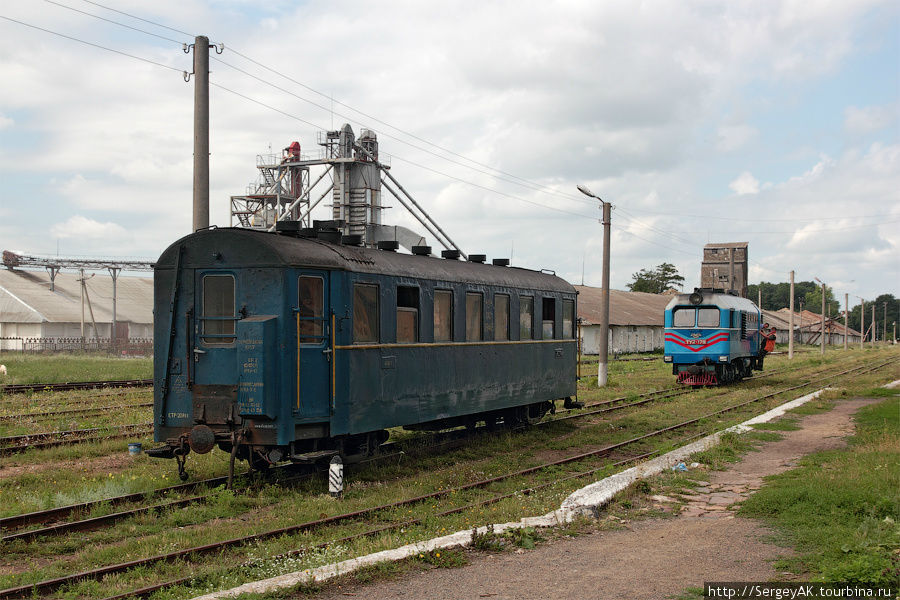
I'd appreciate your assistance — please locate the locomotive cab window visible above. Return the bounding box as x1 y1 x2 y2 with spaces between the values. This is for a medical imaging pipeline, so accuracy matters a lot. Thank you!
297 276 324 344
434 289 453 342
672 308 695 328
520 296 534 339
353 283 379 344
397 286 419 343
697 307 720 328
562 299 575 339
201 274 236 345
542 297 556 339
494 294 510 341
466 292 483 341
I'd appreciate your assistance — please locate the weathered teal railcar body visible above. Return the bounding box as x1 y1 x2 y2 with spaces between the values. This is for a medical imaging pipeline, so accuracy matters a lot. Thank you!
153 227 576 468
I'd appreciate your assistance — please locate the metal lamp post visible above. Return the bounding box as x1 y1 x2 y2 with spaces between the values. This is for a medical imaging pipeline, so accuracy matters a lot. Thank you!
577 184 611 387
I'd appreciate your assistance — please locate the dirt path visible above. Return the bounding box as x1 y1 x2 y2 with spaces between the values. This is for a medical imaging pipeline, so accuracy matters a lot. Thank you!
314 398 877 600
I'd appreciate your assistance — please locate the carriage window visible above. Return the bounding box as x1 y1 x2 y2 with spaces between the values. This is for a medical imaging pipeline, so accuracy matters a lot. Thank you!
542 297 556 339
466 292 483 341
353 283 379 343
672 308 695 327
520 296 534 339
494 294 510 341
298 276 324 343
397 286 419 343
434 289 453 342
562 299 575 339
202 274 235 344
698 307 720 327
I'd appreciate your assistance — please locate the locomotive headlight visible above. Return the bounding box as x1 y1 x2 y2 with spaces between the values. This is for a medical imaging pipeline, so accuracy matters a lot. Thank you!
718 356 728 362
664 356 672 362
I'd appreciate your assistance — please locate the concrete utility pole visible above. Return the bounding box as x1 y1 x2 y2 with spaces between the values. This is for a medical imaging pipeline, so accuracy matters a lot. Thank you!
192 35 211 232
577 184 611 387
817 279 825 355
860 298 865 350
108 267 120 351
872 304 876 346
844 293 849 350
884 302 888 344
788 271 795 359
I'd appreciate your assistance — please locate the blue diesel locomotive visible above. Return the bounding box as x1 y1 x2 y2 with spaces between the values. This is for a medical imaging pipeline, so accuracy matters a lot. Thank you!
663 288 764 385
149 223 577 478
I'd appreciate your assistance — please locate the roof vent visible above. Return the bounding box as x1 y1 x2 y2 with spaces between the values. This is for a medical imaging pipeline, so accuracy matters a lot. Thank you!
441 250 460 260
316 230 342 244
412 245 431 256
492 258 510 266
341 234 362 246
313 219 345 231
468 254 486 263
377 240 399 251
274 220 301 236
298 228 317 238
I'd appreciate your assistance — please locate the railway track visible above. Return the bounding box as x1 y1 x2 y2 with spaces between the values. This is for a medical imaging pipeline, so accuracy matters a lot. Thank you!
0 378 151 395
0 363 827 542
0 401 152 424
0 423 153 456
1 358 892 599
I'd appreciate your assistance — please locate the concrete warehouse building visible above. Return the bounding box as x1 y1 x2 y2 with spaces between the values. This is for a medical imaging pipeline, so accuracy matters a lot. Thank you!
0 268 153 351
575 286 673 354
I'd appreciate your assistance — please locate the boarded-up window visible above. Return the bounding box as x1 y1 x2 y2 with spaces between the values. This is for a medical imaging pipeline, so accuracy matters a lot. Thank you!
353 283 379 343
202 274 235 344
542 297 556 339
397 286 419 343
298 276 324 343
562 299 575 339
434 290 453 342
466 292 483 341
520 296 534 339
494 294 509 341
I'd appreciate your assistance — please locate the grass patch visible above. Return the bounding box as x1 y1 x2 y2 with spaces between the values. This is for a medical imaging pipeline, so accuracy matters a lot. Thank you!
0 354 151 385
739 396 900 585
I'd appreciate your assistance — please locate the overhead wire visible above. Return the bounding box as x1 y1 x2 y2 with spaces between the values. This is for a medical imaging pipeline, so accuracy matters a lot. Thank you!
78 0 194 37
41 0 186 44
0 15 184 73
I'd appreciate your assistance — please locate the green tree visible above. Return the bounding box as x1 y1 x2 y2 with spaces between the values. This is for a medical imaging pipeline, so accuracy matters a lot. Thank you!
803 285 840 317
627 262 685 294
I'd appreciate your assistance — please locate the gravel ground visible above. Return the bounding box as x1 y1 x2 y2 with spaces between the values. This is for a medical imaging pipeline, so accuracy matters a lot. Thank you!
313 398 876 600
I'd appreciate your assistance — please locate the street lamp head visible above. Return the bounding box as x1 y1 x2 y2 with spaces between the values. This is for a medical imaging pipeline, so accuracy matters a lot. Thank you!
577 184 596 198
814 277 822 284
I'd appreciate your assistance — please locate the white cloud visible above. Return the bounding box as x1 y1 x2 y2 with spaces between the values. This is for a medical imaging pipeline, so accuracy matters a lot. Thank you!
50 215 130 241
729 171 760 195
844 104 899 136
0 113 12 129
716 124 758 151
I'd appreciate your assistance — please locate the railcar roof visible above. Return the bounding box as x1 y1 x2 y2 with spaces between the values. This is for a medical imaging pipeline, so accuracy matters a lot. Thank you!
156 228 575 293
665 292 760 312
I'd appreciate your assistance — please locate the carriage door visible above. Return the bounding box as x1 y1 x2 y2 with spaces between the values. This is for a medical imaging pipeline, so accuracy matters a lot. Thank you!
193 272 239 387
294 272 331 419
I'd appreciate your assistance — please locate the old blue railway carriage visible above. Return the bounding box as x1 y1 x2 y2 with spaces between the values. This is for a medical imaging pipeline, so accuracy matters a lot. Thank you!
663 288 764 385
152 227 577 475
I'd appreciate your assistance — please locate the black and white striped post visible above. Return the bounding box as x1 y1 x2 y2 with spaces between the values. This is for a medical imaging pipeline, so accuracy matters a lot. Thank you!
329 455 343 498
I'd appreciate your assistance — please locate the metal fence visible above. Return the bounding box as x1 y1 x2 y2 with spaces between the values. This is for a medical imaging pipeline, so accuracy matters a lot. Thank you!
17 337 153 356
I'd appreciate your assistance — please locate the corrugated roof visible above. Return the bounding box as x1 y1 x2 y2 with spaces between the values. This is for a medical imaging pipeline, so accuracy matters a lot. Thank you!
0 269 152 324
762 308 860 335
703 242 748 249
574 286 670 326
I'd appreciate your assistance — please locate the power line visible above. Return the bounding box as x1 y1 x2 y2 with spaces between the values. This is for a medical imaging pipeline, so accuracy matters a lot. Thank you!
0 15 184 73
78 0 194 38
624 207 896 223
42 0 185 44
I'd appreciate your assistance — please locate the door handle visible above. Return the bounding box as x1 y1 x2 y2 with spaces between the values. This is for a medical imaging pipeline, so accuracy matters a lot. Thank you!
193 348 206 362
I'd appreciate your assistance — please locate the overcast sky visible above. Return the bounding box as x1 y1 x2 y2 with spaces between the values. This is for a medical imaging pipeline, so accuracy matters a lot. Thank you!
1 1 897 304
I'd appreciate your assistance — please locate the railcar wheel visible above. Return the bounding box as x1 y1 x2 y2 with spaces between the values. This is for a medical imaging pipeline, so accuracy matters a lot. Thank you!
732 360 744 382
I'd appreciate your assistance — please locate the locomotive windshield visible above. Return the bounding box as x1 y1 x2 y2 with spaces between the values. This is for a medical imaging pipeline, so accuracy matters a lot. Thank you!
697 307 720 327
672 307 695 327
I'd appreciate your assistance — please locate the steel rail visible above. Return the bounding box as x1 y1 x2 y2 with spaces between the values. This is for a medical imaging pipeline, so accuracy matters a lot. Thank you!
0 379 152 395
103 358 895 600
0 424 152 456
0 402 152 423
5 358 892 599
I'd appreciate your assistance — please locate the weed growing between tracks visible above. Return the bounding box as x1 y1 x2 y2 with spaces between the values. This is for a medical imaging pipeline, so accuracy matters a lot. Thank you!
0 347 896 598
